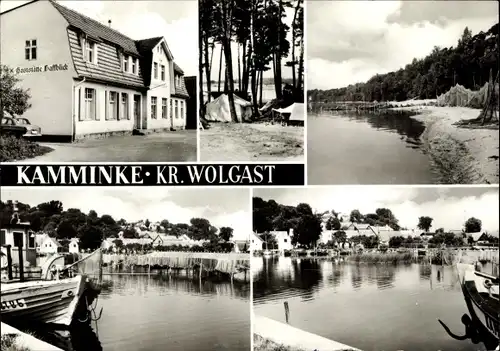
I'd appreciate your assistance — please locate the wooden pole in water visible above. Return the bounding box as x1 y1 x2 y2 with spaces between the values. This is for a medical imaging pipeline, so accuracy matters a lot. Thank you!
5 245 13 280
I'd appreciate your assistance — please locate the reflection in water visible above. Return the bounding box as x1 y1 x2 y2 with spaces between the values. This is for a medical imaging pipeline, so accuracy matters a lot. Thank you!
308 111 437 184
25 325 102 351
253 257 488 351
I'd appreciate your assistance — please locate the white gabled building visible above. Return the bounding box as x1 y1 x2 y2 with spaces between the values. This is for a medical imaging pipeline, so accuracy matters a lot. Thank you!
250 232 264 252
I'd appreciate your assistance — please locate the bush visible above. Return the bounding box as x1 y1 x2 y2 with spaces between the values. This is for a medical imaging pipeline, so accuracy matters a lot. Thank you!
0 135 52 162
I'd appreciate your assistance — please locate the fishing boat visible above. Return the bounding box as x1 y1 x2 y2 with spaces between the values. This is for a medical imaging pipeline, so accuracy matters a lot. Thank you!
457 263 499 349
1 275 86 326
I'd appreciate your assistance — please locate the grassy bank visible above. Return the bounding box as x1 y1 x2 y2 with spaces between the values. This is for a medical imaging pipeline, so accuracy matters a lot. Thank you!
200 123 304 161
0 136 52 162
1 335 30 351
349 252 414 264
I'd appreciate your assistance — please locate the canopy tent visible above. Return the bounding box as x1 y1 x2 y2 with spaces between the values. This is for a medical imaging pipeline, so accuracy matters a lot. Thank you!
204 94 253 122
272 103 305 124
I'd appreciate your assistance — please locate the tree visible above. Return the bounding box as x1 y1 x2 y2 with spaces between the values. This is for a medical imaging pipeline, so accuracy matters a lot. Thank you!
189 217 218 241
260 232 277 250
467 236 474 246
219 226 234 242
293 214 322 248
56 220 77 239
326 216 341 230
121 227 138 239
333 230 347 245
0 65 32 118
464 217 482 233
349 209 363 223
417 216 433 232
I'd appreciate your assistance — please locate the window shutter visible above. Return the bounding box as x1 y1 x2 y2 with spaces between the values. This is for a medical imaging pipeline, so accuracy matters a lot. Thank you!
95 89 100 121
78 88 83 121
105 91 109 120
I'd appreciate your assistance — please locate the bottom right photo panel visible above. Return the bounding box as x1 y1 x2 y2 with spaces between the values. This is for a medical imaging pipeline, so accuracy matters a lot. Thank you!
251 186 499 351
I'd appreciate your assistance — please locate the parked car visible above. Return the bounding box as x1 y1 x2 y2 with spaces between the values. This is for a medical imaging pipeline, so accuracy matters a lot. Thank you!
1 117 27 138
14 117 42 137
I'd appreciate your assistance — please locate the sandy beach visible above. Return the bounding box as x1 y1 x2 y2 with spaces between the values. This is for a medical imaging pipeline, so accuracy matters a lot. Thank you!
200 123 304 162
394 105 499 184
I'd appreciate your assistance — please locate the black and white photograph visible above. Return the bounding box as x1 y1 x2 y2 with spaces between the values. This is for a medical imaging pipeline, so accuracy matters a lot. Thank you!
0 187 251 351
0 1 197 163
198 0 305 162
252 186 499 351
307 1 499 185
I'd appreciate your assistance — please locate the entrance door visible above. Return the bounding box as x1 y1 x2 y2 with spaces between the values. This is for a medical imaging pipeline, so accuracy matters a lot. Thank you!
133 95 141 129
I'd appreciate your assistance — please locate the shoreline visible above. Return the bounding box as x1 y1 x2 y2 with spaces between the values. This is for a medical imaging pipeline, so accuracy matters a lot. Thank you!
393 105 499 184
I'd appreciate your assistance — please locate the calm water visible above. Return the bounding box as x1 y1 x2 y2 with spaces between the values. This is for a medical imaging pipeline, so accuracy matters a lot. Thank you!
308 111 438 184
209 84 276 102
33 273 250 351
253 257 490 351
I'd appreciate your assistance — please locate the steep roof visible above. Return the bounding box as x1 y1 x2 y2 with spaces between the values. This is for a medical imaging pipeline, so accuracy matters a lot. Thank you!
135 37 163 53
174 62 184 75
50 0 140 56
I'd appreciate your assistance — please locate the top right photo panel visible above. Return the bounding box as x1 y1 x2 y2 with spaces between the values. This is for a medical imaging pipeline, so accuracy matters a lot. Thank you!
307 1 499 185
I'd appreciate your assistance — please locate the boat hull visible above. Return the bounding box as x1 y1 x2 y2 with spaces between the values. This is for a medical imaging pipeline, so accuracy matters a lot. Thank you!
1 276 84 326
458 264 499 349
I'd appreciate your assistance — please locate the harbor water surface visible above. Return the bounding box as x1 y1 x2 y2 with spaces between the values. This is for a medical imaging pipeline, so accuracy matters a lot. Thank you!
30 273 250 351
308 111 438 184
253 257 489 351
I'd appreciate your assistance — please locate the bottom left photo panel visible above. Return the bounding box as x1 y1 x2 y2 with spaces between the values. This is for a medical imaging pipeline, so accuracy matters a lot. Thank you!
0 187 251 351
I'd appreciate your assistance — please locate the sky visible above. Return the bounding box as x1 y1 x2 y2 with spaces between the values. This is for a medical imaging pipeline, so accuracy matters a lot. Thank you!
0 187 251 240
307 0 499 90
254 186 500 233
0 0 198 76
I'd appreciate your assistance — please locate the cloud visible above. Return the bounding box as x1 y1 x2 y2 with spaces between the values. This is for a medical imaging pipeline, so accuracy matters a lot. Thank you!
0 187 251 240
253 187 499 232
307 1 499 90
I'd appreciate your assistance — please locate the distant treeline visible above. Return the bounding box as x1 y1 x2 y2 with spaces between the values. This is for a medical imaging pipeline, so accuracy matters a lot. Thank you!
209 78 294 86
309 23 499 103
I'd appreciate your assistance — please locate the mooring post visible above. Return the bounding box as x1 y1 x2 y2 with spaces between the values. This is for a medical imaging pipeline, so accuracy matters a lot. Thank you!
284 301 290 324
5 245 13 280
199 262 203 280
17 243 25 282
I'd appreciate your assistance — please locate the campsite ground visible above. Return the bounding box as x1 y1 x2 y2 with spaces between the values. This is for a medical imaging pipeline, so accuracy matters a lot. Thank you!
394 104 499 184
200 123 304 162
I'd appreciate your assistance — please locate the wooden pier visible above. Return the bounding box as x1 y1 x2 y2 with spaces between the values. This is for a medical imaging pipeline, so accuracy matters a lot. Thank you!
1 322 62 351
253 315 361 351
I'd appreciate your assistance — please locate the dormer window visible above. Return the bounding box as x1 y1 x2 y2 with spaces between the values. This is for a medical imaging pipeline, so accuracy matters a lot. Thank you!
85 40 97 64
132 58 137 74
123 55 129 72
161 65 165 81
154 62 158 79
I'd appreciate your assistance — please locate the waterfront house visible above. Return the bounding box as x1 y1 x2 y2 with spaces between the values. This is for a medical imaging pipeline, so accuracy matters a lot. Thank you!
39 236 62 255
69 238 79 254
251 232 264 252
232 240 249 253
0 218 36 267
0 0 189 140
271 230 293 251
468 232 489 245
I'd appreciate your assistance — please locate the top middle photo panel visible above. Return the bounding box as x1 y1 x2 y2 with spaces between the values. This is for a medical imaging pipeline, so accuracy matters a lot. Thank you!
307 1 499 185
199 0 305 162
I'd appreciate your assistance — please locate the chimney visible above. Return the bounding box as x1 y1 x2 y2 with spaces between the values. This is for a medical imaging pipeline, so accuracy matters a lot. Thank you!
108 19 112 28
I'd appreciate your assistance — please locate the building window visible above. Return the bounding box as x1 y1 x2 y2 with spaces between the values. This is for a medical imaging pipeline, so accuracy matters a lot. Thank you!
28 233 35 249
180 101 184 119
153 63 158 80
162 98 167 119
123 55 129 72
0 230 5 246
25 39 37 60
151 96 157 119
85 40 97 64
169 99 173 118
121 93 129 120
84 88 96 120
161 65 165 81
175 100 178 119
108 91 118 120
132 58 137 74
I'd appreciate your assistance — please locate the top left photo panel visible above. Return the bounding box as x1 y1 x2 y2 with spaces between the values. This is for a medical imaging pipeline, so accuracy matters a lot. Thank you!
0 0 198 163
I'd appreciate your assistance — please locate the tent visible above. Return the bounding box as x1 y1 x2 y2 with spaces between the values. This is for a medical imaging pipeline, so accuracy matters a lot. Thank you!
205 94 253 122
272 103 304 125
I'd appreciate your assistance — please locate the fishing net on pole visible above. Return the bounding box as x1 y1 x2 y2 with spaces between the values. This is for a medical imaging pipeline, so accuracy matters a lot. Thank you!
436 83 491 108
64 248 103 283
